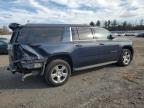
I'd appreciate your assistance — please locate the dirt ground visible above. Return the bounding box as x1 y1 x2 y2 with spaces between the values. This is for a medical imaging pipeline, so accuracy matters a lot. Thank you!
0 37 144 108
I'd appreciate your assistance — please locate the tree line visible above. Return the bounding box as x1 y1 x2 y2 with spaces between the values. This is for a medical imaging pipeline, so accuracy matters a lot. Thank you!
0 20 144 35
90 19 144 31
0 26 10 35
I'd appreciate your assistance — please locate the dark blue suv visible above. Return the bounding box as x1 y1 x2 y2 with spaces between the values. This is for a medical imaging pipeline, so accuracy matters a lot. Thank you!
8 23 134 86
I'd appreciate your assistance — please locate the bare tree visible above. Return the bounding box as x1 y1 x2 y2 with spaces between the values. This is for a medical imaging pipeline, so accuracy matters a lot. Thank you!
0 26 10 35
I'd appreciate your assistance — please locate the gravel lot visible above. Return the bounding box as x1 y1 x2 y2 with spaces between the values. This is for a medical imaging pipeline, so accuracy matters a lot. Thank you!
0 37 144 108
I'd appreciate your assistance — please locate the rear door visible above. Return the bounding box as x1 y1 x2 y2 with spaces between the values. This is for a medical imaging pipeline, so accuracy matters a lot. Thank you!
71 27 101 68
92 28 120 63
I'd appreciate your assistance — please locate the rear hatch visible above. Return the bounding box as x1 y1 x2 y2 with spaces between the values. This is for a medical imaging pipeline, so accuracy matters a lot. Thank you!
8 23 64 73
8 23 44 72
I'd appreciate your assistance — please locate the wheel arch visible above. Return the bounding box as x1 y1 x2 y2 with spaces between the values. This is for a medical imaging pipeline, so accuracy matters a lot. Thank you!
122 45 134 57
42 53 73 75
49 53 72 65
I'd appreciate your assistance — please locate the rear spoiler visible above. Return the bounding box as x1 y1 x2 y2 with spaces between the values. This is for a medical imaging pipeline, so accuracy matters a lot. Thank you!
9 23 21 31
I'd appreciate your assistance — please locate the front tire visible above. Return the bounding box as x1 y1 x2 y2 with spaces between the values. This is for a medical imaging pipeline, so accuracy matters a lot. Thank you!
44 59 71 86
118 49 132 66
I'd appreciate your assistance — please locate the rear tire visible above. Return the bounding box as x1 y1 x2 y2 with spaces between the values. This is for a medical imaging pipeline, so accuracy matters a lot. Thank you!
118 49 132 66
44 59 71 86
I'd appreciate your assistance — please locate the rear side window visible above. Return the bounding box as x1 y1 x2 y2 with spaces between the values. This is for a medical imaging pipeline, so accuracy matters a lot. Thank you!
93 28 110 40
18 27 64 43
77 27 94 40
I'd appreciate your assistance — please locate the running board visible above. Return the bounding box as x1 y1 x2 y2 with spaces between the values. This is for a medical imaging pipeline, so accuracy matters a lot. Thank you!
73 61 117 71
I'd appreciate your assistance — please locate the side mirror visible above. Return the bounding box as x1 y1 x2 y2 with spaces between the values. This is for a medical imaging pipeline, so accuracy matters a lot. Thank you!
108 35 114 40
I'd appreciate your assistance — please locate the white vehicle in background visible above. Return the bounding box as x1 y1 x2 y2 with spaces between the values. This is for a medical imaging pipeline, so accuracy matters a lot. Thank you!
0 35 11 40
112 32 125 37
136 33 144 37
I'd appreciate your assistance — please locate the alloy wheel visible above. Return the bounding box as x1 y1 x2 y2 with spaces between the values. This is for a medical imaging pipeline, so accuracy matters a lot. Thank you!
51 64 68 84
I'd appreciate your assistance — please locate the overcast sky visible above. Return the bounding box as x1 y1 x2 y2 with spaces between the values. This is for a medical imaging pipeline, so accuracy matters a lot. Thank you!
0 0 144 26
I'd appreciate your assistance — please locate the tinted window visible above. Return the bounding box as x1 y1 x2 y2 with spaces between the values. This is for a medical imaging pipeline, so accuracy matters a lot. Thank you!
77 27 94 40
93 28 110 40
62 28 71 42
18 27 64 43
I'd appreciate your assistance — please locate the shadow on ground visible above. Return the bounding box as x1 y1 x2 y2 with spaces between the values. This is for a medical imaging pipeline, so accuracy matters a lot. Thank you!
0 64 117 90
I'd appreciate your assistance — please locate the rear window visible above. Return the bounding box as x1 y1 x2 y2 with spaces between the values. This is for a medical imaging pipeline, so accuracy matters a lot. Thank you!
18 27 64 43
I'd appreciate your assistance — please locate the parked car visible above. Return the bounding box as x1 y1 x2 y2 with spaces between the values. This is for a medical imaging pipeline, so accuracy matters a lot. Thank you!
112 32 125 37
136 33 144 37
8 23 134 86
125 32 136 36
0 38 8 54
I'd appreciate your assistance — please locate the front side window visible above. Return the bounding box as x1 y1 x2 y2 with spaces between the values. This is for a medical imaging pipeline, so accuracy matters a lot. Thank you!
77 27 94 40
18 27 64 44
93 28 110 40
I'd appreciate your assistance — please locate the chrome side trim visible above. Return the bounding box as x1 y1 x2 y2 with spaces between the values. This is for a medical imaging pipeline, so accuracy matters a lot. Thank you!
73 61 117 71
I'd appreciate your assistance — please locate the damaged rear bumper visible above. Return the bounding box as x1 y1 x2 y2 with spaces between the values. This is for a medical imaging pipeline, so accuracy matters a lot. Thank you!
8 59 46 74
